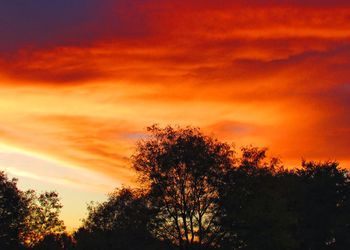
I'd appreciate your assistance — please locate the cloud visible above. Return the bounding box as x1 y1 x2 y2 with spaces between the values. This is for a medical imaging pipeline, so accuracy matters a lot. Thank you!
0 0 349 188
1 0 349 52
1 1 350 84
0 0 155 52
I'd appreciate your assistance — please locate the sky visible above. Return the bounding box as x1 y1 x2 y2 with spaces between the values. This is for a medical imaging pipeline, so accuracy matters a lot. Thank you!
0 0 349 230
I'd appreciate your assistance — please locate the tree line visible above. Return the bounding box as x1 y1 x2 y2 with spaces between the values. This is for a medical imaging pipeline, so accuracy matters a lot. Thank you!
1 125 350 249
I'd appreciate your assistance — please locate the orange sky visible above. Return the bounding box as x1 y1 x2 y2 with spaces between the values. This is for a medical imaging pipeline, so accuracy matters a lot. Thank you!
0 0 349 229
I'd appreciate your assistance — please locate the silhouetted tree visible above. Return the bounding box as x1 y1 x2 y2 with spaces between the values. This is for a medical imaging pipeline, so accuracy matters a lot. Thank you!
75 187 167 250
21 191 65 247
3 125 349 250
218 147 299 250
132 125 233 250
0 171 29 249
295 161 350 249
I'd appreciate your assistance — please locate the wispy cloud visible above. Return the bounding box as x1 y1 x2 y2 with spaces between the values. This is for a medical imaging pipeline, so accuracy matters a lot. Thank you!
0 0 349 193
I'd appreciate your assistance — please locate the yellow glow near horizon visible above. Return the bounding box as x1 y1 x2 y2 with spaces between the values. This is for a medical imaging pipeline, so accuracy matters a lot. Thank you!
0 143 119 230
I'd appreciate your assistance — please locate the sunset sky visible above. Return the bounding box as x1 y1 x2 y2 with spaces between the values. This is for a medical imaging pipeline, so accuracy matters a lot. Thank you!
0 0 349 230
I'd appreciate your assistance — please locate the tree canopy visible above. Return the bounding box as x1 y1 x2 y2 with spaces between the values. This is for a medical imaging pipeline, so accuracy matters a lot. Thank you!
1 125 350 250
0 171 29 249
75 187 167 250
21 190 66 247
132 125 233 249
0 171 65 249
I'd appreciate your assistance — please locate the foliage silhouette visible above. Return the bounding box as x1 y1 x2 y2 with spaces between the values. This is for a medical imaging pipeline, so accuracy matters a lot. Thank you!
132 125 233 250
0 171 29 249
219 149 350 250
1 125 350 250
75 187 169 250
21 191 66 247
295 161 350 250
0 171 66 249
218 147 299 249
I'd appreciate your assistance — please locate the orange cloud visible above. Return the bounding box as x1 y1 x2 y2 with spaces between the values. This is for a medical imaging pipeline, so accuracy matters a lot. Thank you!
0 1 349 188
